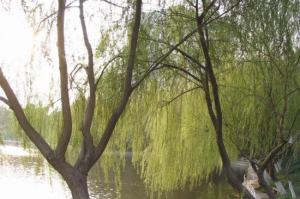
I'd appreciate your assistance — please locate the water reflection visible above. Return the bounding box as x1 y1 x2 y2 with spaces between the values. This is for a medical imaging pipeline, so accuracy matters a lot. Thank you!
0 144 238 199
0 145 71 199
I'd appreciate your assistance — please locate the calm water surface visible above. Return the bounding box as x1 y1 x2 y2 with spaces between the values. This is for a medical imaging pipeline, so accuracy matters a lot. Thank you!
0 144 238 199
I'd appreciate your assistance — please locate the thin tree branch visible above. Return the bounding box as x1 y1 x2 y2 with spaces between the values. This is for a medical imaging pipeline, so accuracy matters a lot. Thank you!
132 27 201 90
175 48 206 71
162 63 203 84
74 0 97 170
275 87 300 106
161 86 202 107
205 0 242 25
101 0 124 8
276 131 300 157
0 96 10 107
279 83 288 141
95 56 122 88
261 141 287 171
37 0 78 31
230 137 259 166
55 0 73 160
287 108 300 138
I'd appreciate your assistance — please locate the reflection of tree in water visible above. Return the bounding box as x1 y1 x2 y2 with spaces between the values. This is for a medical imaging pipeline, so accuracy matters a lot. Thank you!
0 146 71 199
0 145 237 199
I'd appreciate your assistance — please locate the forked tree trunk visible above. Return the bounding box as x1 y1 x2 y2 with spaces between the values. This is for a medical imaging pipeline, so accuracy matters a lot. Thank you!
60 167 90 199
51 160 90 199
66 176 89 199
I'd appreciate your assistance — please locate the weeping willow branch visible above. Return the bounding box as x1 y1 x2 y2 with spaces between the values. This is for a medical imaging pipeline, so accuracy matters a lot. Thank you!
261 141 287 171
69 63 88 91
161 86 202 107
175 48 206 71
95 56 123 88
37 0 78 31
139 36 206 72
279 83 288 141
101 0 124 8
205 0 242 25
230 137 259 166
162 63 203 84
275 87 300 106
132 26 201 90
287 108 300 138
276 130 300 157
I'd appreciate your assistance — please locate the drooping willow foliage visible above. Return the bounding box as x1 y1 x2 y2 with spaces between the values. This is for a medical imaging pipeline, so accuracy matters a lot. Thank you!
222 0 300 160
4 0 300 197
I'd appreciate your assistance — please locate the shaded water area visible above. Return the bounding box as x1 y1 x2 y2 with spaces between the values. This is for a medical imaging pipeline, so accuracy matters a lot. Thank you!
0 143 243 199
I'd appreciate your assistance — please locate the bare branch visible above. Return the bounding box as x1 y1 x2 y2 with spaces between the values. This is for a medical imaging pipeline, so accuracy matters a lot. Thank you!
276 131 300 157
55 0 73 160
0 96 10 107
101 0 124 8
230 137 259 166
287 108 300 138
132 27 201 90
279 83 288 141
175 48 206 71
161 86 202 107
261 141 287 171
37 0 78 31
205 0 242 25
162 63 203 84
95 56 123 88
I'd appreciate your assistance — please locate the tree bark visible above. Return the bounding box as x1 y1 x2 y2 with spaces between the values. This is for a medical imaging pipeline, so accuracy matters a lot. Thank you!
250 162 276 199
55 162 90 199
217 135 255 199
56 0 73 160
269 163 287 195
195 3 254 197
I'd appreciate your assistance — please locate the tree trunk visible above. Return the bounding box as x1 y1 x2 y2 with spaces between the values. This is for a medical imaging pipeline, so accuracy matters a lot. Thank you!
249 162 276 198
54 162 90 199
257 169 276 199
217 137 255 199
270 164 287 195
66 175 89 199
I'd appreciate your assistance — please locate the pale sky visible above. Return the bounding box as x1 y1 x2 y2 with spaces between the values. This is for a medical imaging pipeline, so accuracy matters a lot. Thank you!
0 0 171 107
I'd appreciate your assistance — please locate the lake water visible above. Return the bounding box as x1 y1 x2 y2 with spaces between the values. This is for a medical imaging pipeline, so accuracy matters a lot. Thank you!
0 144 241 199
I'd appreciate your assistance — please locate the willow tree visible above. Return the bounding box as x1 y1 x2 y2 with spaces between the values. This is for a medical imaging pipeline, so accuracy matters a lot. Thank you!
0 0 209 197
0 0 144 198
120 1 255 198
221 0 300 197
